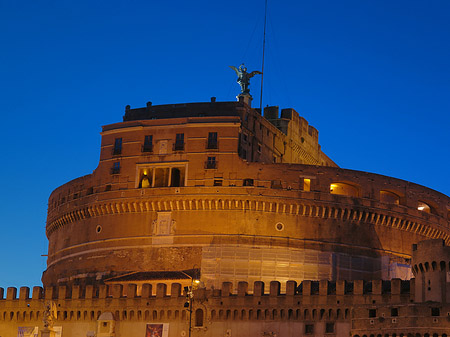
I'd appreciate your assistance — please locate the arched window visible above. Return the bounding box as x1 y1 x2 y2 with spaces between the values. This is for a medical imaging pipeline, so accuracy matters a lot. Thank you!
195 309 203 327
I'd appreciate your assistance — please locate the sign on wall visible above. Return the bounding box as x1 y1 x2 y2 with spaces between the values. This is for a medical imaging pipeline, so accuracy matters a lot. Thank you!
146 323 169 337
17 327 38 337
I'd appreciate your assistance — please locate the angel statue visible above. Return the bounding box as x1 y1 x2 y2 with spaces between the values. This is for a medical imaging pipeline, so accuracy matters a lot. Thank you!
43 301 57 329
229 64 262 95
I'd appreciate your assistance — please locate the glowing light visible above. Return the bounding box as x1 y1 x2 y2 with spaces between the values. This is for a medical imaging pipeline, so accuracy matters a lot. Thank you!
193 279 200 284
418 206 425 211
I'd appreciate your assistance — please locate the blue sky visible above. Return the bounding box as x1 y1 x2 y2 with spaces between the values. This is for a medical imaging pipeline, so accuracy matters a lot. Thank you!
0 0 449 288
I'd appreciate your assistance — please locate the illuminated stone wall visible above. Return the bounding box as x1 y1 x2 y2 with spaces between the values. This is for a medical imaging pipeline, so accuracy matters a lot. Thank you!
43 100 450 287
0 276 449 337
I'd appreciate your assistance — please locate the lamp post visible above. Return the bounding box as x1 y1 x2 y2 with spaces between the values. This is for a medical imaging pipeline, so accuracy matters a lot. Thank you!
183 270 200 337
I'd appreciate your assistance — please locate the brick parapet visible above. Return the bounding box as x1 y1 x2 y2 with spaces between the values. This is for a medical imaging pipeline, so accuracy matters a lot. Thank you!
0 279 413 303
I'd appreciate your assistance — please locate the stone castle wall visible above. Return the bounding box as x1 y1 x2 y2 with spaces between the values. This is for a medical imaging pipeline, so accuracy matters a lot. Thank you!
43 154 450 286
1 279 449 337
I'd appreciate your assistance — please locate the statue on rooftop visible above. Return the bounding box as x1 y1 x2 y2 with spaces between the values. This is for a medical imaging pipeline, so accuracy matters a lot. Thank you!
229 64 262 95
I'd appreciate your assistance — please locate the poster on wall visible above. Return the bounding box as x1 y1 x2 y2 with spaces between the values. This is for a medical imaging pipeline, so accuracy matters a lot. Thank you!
146 323 169 337
17 327 38 337
54 326 62 337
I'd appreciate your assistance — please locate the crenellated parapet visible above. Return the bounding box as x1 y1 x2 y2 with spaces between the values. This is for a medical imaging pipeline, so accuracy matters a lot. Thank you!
2 279 449 337
0 279 414 311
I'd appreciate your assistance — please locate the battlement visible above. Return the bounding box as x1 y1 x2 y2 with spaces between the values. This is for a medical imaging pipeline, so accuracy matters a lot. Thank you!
0 279 414 302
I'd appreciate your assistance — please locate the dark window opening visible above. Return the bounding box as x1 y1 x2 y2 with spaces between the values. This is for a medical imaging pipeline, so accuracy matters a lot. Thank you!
86 187 94 195
325 322 334 333
207 132 218 149
105 185 112 192
305 324 314 334
431 308 440 316
174 133 184 151
142 135 153 152
170 168 182 187
368 309 377 318
111 162 120 174
243 178 254 186
113 138 122 155
391 308 398 317
214 180 223 186
206 157 217 169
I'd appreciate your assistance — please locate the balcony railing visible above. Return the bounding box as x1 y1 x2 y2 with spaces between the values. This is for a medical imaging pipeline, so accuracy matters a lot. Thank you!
111 167 121 175
112 148 122 155
173 142 185 151
205 161 218 169
206 140 218 150
142 144 153 153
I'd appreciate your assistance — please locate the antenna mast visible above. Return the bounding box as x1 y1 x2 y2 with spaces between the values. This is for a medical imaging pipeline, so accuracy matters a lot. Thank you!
260 0 268 111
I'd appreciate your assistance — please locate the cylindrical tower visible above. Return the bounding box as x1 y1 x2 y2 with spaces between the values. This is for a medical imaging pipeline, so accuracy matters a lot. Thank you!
43 101 450 289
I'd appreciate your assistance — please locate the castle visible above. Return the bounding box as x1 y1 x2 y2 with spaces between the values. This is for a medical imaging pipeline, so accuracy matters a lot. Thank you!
1 95 449 336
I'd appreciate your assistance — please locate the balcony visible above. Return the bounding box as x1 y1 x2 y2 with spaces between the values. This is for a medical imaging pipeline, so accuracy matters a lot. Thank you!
142 144 153 153
206 140 218 150
112 148 122 156
173 142 185 151
111 167 121 175
205 161 217 169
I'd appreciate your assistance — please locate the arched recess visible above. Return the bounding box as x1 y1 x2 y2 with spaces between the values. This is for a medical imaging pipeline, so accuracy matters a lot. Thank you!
195 308 203 327
380 190 400 205
330 182 360 197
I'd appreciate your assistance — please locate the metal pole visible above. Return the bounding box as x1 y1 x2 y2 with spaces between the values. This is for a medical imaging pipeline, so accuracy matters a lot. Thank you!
260 0 268 111
188 287 193 337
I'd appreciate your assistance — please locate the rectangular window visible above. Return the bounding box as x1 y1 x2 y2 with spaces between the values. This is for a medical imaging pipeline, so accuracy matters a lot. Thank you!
207 132 218 149
305 324 314 334
391 308 398 317
368 309 377 318
142 135 153 152
214 179 223 186
175 133 184 151
325 322 334 333
243 178 254 186
111 162 120 174
113 138 122 155
303 178 311 192
431 308 440 316
271 180 282 189
206 157 217 169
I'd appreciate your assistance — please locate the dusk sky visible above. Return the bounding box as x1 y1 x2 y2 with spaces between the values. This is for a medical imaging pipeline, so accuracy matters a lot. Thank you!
1 0 449 288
